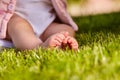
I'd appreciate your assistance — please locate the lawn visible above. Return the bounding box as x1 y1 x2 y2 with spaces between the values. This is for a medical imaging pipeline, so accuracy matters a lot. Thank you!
0 12 120 80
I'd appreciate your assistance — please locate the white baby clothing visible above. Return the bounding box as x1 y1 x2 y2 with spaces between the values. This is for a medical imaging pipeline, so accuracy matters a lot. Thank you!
15 0 56 36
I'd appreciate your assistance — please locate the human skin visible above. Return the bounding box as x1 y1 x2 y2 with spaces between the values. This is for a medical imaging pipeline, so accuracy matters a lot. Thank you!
6 14 78 50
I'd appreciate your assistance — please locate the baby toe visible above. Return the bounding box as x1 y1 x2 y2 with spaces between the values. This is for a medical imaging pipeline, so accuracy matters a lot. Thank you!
66 36 78 50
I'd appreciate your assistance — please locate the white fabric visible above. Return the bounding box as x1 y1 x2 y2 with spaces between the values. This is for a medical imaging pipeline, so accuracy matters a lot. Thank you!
0 40 14 48
15 0 56 36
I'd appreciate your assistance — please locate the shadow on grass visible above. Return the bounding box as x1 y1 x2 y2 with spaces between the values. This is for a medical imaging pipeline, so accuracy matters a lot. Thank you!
73 12 120 47
74 12 120 33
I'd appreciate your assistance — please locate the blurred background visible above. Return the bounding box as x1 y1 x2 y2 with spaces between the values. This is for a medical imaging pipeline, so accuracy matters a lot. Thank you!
67 0 120 17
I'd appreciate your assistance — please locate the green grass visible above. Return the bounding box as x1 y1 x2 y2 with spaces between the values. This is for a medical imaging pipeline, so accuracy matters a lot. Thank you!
1 12 120 80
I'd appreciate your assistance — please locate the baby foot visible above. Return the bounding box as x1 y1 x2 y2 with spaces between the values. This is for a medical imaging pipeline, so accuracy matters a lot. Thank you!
62 36 78 51
41 32 66 49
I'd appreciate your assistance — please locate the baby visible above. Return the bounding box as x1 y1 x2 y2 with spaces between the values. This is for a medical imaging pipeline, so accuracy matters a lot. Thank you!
0 0 78 50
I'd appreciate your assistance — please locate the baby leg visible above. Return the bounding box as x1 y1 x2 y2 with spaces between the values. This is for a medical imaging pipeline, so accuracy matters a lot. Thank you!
7 14 65 50
40 22 78 50
7 14 42 50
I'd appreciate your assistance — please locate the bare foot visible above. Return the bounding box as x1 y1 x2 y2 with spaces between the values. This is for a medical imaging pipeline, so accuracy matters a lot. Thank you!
40 31 78 51
62 36 78 51
40 32 66 49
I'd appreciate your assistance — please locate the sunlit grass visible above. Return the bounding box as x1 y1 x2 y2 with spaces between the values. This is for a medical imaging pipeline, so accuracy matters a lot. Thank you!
0 12 120 80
